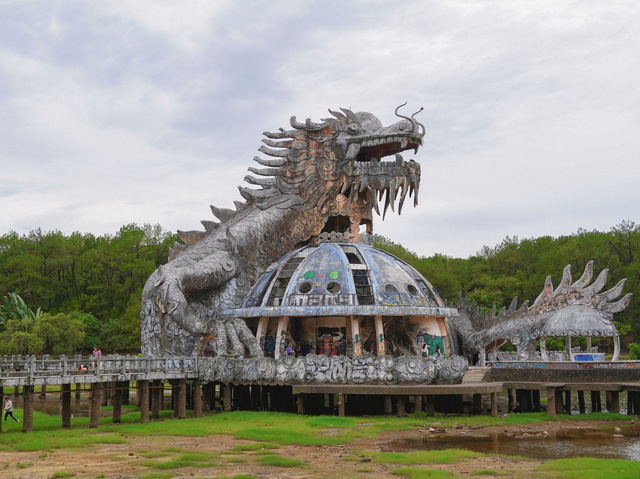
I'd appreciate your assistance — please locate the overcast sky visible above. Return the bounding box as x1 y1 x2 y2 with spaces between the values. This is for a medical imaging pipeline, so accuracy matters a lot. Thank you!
1 0 639 258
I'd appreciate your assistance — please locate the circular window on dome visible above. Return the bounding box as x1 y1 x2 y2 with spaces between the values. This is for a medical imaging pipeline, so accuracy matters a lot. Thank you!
327 282 341 293
384 284 399 294
407 284 418 296
299 282 312 294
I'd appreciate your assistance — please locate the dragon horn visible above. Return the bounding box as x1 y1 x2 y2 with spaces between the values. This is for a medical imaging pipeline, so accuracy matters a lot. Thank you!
595 278 627 304
572 260 594 288
583 268 609 297
507 296 518 313
553 264 572 295
210 205 236 222
328 109 347 123
609 293 633 313
340 107 358 124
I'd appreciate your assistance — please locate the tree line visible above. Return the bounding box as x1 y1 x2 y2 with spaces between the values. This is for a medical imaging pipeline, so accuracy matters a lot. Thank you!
0 224 175 355
0 220 637 355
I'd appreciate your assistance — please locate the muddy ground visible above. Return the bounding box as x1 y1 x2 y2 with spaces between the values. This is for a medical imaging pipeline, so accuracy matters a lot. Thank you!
0 419 633 478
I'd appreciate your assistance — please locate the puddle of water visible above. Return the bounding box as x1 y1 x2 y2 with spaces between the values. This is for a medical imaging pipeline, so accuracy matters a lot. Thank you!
387 426 640 461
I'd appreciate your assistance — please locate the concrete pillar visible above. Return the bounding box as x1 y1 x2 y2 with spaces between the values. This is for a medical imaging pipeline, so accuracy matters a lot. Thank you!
22 385 34 432
338 392 345 417
89 383 102 428
578 391 585 414
39 384 47 399
374 315 385 355
555 388 564 415
396 396 406 417
102 382 110 406
533 390 541 412
547 388 556 416
75 383 81 400
508 388 515 413
151 380 161 419
351 317 361 357
606 391 612 412
223 384 232 412
139 381 150 423
177 380 187 419
297 394 305 414
384 395 393 415
415 395 423 413
256 316 268 352
566 336 572 359
586 336 592 353
491 392 498 417
274 316 290 359
112 381 122 424
627 391 633 415
61 384 71 428
193 380 202 418
609 391 620 414
425 395 435 416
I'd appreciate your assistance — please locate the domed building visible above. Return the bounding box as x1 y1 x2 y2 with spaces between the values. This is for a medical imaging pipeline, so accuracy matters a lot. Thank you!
221 241 458 360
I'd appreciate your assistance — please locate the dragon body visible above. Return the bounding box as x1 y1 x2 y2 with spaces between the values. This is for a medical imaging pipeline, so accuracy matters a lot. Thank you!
449 261 632 364
141 106 423 356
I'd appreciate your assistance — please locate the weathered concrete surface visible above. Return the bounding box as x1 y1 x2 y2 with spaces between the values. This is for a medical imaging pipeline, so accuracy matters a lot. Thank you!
198 354 468 385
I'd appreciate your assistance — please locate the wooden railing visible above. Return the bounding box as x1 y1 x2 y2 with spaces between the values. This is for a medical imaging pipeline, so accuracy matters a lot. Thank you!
0 354 197 386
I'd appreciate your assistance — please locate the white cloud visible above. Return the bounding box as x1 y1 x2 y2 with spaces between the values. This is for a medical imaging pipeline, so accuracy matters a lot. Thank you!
1 0 639 258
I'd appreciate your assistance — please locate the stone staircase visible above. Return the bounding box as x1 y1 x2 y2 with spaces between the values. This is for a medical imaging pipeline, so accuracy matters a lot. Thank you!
461 366 491 383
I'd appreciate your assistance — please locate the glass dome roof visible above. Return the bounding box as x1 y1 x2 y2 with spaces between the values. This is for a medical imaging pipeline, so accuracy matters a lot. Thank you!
221 243 457 318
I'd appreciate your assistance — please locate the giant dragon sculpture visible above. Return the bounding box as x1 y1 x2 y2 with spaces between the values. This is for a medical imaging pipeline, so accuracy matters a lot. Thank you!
141 104 632 378
141 106 423 357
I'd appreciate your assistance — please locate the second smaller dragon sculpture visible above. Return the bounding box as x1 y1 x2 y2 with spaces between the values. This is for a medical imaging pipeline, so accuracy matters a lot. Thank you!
449 261 632 363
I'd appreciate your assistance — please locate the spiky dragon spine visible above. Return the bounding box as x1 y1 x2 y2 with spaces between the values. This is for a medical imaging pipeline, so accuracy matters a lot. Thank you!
141 106 424 356
449 261 632 364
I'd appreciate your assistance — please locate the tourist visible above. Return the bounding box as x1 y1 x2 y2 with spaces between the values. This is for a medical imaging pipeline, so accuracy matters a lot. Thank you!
421 343 429 358
285 345 294 356
77 364 88 372
4 397 19 422
92 345 102 358
434 346 441 359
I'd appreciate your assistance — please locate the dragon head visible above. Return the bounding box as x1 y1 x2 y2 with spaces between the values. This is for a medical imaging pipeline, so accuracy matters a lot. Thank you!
241 104 424 224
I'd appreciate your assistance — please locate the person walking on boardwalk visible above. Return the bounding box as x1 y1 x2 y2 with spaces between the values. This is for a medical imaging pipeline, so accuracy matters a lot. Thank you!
4 397 19 422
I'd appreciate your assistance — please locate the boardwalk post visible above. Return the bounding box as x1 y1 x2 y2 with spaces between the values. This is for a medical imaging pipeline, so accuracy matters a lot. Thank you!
578 391 585 414
563 391 571 414
151 380 161 419
609 391 620 414
384 395 392 415
193 380 202 418
396 396 406 417
90 383 103 428
223 384 232 412
547 388 556 416
23 385 34 432
508 388 515 412
555 388 564 415
61 384 71 428
297 394 305 414
338 392 345 417
415 395 423 413
177 379 187 419
140 381 150 423
591 391 601 412
112 381 122 424
75 383 81 400
491 392 498 417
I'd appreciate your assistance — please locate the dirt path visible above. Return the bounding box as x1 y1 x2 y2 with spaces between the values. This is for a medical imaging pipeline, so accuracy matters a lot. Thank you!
0 419 632 478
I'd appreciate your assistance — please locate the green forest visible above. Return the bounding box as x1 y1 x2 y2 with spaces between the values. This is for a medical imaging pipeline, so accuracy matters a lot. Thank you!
0 221 638 355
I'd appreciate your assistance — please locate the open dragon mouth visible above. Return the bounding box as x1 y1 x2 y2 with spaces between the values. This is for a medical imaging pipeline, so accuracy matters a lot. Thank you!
343 149 421 218
355 134 423 162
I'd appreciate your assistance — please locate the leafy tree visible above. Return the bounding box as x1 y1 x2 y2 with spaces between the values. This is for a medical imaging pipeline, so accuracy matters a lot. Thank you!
34 313 85 355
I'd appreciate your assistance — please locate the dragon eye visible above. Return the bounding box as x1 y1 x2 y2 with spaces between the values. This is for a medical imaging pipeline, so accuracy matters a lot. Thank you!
346 123 359 134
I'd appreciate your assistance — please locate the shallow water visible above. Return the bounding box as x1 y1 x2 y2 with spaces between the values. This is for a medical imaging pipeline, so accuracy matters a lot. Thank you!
387 426 640 461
